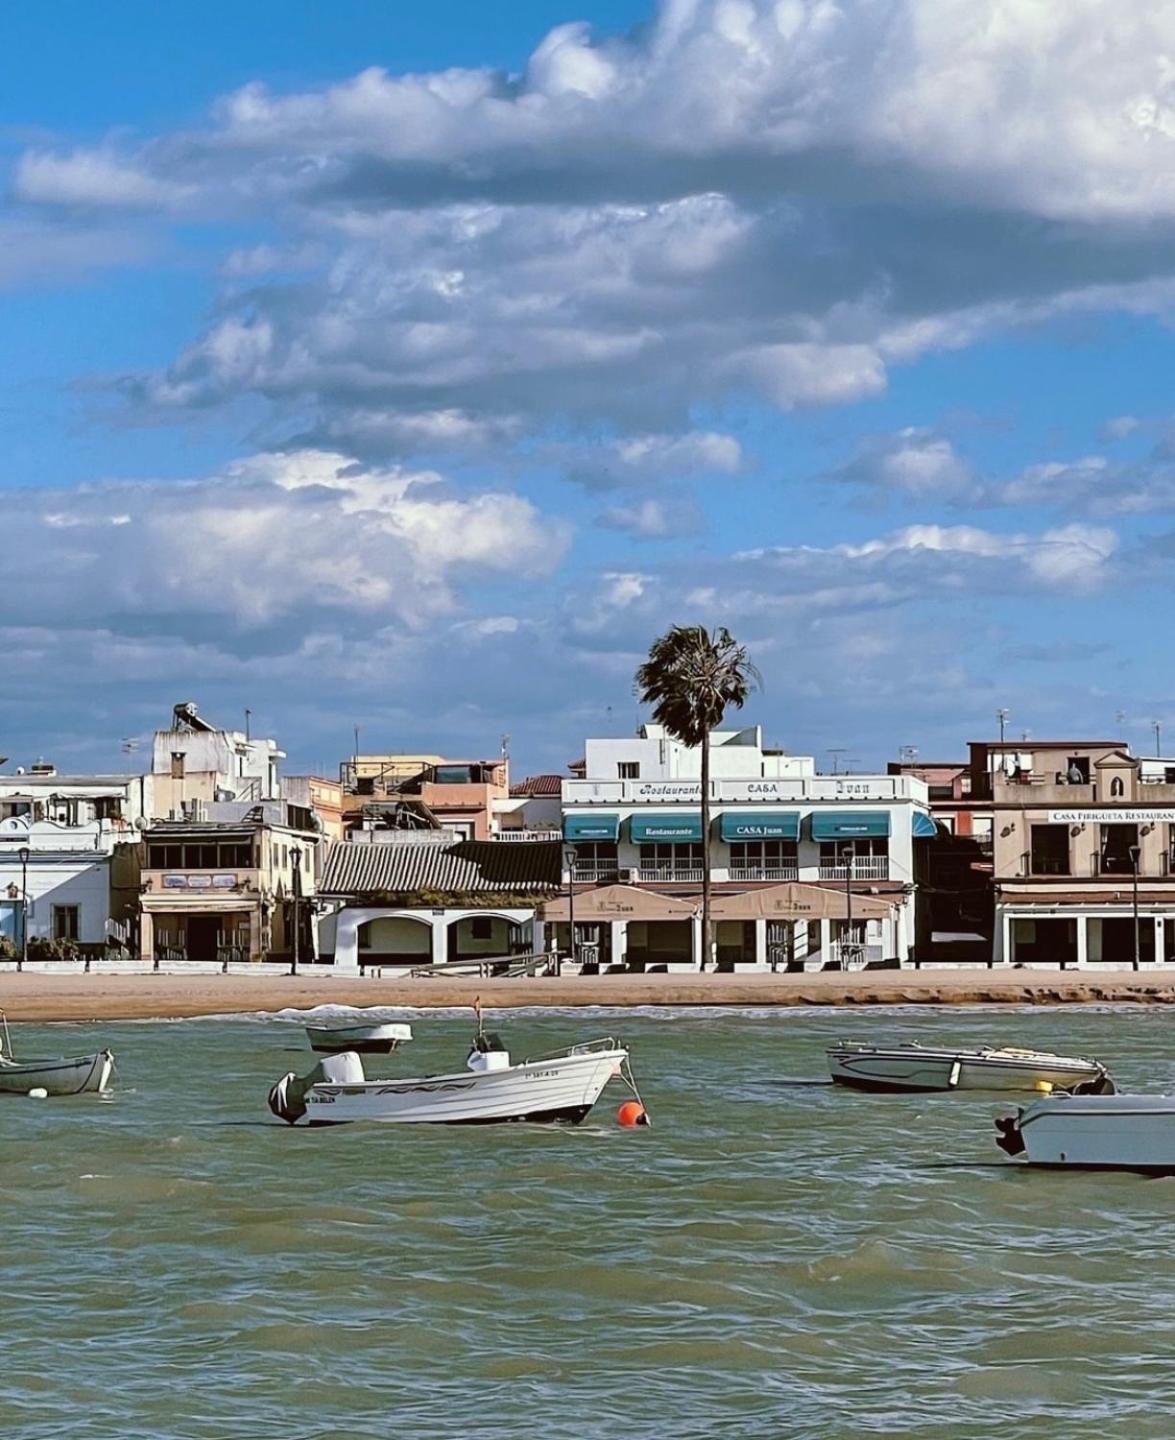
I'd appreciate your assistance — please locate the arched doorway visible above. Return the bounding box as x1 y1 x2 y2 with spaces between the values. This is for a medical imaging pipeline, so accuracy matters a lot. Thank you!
447 913 530 963
356 914 433 966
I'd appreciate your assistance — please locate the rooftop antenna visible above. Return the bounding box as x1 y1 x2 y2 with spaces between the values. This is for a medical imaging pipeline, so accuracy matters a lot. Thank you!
1154 720 1163 756
500 733 511 760
997 708 1009 743
1021 729 1030 743
244 708 252 742
827 748 847 776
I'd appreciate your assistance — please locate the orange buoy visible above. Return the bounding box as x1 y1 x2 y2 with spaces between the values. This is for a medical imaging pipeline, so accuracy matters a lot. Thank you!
617 1100 646 1127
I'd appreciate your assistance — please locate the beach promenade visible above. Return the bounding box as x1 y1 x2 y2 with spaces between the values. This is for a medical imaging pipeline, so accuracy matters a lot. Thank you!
7 968 1175 1021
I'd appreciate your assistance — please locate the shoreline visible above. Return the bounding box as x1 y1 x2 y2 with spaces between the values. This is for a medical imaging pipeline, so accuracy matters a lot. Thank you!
6 969 1175 1021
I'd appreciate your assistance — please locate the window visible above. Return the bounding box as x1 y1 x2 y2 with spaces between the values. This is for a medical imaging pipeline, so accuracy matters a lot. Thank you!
470 916 494 940
184 844 217 869
147 843 182 869
1099 823 1138 875
52 905 79 941
1064 756 1090 784
618 762 640 779
728 840 798 876
569 842 618 875
1030 824 1070 876
217 843 253 869
170 751 186 779
927 783 954 800
639 842 703 876
819 838 888 877
94 797 122 821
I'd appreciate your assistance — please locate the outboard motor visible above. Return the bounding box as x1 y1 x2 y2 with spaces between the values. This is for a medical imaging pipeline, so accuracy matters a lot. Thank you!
268 1050 365 1125
466 1031 511 1073
994 1113 1026 1157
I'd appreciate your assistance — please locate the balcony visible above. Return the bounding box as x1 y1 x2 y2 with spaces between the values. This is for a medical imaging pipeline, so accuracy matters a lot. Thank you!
494 829 563 842
639 864 704 882
729 864 800 882
571 862 619 884
818 858 890 882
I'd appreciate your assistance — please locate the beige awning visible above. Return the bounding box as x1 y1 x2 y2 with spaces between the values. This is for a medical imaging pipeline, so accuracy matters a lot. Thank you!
541 884 697 922
710 883 896 921
141 897 257 915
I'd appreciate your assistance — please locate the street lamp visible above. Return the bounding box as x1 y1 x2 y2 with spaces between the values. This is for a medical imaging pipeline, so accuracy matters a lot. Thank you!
561 845 576 977
17 846 30 972
1129 843 1141 972
290 845 302 976
841 843 854 970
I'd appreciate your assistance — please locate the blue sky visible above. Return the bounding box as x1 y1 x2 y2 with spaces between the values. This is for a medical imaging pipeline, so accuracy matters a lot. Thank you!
5 0 1175 777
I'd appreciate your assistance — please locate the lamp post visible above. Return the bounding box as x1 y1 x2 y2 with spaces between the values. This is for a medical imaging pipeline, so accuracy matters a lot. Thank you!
841 843 854 970
289 845 302 976
17 846 29 972
561 845 576 977
1129 843 1141 972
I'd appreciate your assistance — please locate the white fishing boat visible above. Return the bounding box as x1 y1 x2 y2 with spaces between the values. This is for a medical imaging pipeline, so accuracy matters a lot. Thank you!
268 1027 641 1127
996 1093 1175 1171
827 1041 1112 1094
0 1015 113 1096
305 1021 413 1055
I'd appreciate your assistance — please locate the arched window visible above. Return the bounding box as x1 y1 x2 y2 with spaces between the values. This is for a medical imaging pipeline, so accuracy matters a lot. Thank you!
1111 776 1125 797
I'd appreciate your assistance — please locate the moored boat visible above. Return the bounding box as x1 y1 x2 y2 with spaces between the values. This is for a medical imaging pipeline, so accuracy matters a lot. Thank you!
268 1028 639 1127
305 1021 413 1055
996 1093 1175 1171
0 1011 114 1097
827 1041 1112 1094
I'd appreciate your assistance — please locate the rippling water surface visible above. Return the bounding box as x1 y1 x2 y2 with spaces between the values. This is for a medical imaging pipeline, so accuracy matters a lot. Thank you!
5 1004 1175 1438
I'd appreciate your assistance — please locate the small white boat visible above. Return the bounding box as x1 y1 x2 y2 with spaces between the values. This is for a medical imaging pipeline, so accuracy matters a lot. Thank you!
827 1041 1112 1094
996 1093 1175 1171
268 1028 640 1127
0 1012 114 1097
305 1021 413 1055
0 1051 114 1096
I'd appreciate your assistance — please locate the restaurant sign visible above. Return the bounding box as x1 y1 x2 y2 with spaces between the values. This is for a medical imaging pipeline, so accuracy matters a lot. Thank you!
1049 810 1175 824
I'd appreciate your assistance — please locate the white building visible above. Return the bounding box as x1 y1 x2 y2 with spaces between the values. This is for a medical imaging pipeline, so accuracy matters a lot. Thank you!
0 814 135 956
149 701 284 818
554 725 933 971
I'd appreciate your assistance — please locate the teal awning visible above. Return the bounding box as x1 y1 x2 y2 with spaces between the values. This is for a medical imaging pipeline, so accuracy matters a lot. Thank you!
912 812 938 839
563 813 620 842
720 811 801 841
810 811 892 840
630 813 703 843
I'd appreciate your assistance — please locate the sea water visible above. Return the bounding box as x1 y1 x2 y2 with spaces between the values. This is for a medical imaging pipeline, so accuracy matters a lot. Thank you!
3 1004 1175 1439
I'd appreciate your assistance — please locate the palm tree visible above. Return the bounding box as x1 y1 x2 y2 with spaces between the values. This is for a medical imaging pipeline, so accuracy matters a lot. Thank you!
635 625 760 971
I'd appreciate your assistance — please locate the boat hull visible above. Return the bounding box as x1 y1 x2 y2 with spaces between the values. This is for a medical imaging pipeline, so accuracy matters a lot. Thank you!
0 1050 114 1097
279 1049 626 1126
997 1094 1175 1171
828 1044 1107 1094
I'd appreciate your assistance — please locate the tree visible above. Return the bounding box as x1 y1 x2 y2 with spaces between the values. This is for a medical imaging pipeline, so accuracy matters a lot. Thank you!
635 625 760 971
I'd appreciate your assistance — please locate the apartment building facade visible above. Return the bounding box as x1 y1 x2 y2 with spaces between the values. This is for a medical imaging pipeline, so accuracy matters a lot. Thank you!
985 740 1175 966
556 725 934 971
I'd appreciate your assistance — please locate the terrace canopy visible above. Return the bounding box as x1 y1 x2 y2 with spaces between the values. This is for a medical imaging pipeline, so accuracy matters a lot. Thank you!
710 883 895 921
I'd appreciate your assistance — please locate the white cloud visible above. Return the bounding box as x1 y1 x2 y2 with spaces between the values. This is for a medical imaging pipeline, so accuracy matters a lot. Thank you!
4 449 567 635
17 1 1175 456
832 428 978 502
597 497 700 538
15 149 190 209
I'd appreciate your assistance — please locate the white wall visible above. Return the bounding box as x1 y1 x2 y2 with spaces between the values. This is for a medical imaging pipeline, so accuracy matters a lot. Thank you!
358 916 432 956
0 855 111 944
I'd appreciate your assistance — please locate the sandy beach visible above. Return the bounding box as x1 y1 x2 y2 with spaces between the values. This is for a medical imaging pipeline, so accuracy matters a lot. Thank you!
5 968 1175 1021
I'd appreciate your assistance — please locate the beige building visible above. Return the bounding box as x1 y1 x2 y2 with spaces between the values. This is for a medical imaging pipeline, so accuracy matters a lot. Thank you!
139 801 318 965
984 740 1175 966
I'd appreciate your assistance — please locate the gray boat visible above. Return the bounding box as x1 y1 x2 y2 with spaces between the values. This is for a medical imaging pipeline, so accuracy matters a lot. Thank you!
0 1012 114 1096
